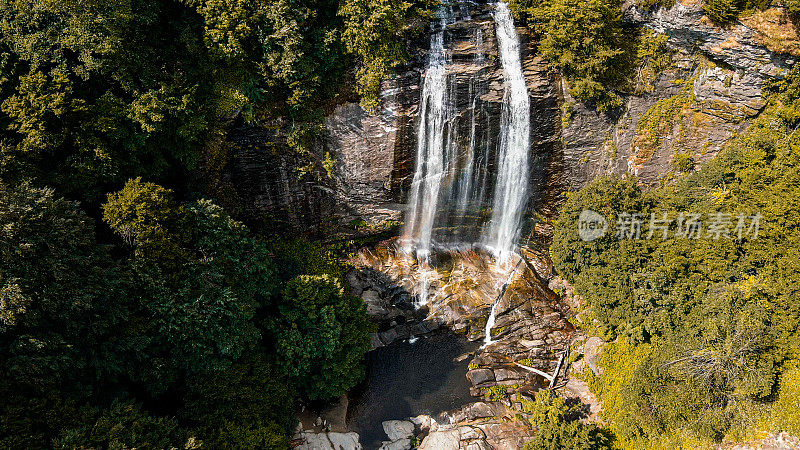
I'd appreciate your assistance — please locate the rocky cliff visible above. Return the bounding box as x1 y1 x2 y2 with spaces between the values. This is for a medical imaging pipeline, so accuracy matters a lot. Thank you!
561 0 794 189
227 1 562 233
227 1 796 234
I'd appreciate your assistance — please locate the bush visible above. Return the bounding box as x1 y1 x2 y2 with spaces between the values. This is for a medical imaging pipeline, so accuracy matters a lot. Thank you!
522 0 631 111
522 391 613 450
210 421 288 450
636 0 676 9
673 153 695 172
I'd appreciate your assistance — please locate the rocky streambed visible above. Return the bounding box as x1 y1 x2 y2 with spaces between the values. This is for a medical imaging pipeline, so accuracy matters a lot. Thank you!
293 238 578 449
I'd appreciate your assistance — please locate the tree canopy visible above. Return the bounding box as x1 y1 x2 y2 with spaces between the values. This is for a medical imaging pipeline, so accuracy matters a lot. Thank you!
552 66 800 447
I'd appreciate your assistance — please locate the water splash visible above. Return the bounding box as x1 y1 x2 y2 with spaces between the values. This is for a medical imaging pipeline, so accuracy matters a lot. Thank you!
483 296 500 347
416 263 434 308
483 2 531 264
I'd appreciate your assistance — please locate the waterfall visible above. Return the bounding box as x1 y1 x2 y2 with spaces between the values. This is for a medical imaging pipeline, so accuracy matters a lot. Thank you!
403 1 531 280
483 2 530 264
401 9 453 261
455 27 485 215
483 254 524 347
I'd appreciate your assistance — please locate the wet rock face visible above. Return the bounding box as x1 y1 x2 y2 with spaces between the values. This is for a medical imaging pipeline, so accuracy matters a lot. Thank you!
229 1 561 233
346 265 443 348
225 125 340 233
226 0 797 232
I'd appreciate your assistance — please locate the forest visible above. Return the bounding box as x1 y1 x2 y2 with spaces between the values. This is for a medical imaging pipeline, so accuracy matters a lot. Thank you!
0 0 430 447
1 0 800 449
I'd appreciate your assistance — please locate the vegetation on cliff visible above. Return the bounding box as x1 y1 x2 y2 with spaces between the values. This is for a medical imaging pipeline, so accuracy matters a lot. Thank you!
552 66 800 447
510 0 671 112
511 0 630 111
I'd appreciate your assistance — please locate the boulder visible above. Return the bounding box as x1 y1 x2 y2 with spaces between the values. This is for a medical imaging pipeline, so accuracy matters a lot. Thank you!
467 368 495 386
419 430 460 450
294 432 362 450
458 426 485 441
362 290 381 304
464 440 493 450
378 438 411 450
382 420 415 441
583 336 605 376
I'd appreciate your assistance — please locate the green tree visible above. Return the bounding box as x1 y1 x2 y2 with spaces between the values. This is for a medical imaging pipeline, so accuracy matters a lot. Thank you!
0 0 211 202
270 274 371 400
0 182 124 446
521 0 630 111
340 0 432 110
55 401 194 450
104 179 277 377
553 65 800 446
181 353 296 435
523 391 612 450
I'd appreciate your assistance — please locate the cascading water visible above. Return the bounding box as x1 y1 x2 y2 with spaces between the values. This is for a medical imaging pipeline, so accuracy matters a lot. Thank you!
484 254 525 347
455 27 485 216
402 8 453 261
402 1 531 308
483 1 531 264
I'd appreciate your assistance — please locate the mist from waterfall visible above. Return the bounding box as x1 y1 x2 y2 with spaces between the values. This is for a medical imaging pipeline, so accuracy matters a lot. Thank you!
483 2 530 264
403 1 530 268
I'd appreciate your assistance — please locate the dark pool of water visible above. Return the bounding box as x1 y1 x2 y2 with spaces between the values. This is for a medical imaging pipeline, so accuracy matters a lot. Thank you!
346 332 479 449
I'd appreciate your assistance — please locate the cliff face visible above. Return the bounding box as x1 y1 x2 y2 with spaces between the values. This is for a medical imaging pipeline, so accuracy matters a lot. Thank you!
561 1 794 189
228 1 561 233
226 1 795 233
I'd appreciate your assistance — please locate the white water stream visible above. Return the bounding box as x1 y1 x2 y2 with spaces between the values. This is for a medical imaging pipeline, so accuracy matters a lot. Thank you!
402 8 453 261
483 2 531 264
402 1 531 310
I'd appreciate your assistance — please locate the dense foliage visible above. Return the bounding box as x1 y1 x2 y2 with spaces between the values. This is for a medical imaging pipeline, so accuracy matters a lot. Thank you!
703 0 770 25
0 0 431 446
522 391 613 450
552 66 800 447
510 0 635 111
0 0 430 208
0 177 369 447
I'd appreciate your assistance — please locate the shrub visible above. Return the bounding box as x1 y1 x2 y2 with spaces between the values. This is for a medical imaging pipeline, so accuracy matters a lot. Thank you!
673 153 695 172
522 391 613 450
704 0 740 25
774 366 800 435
